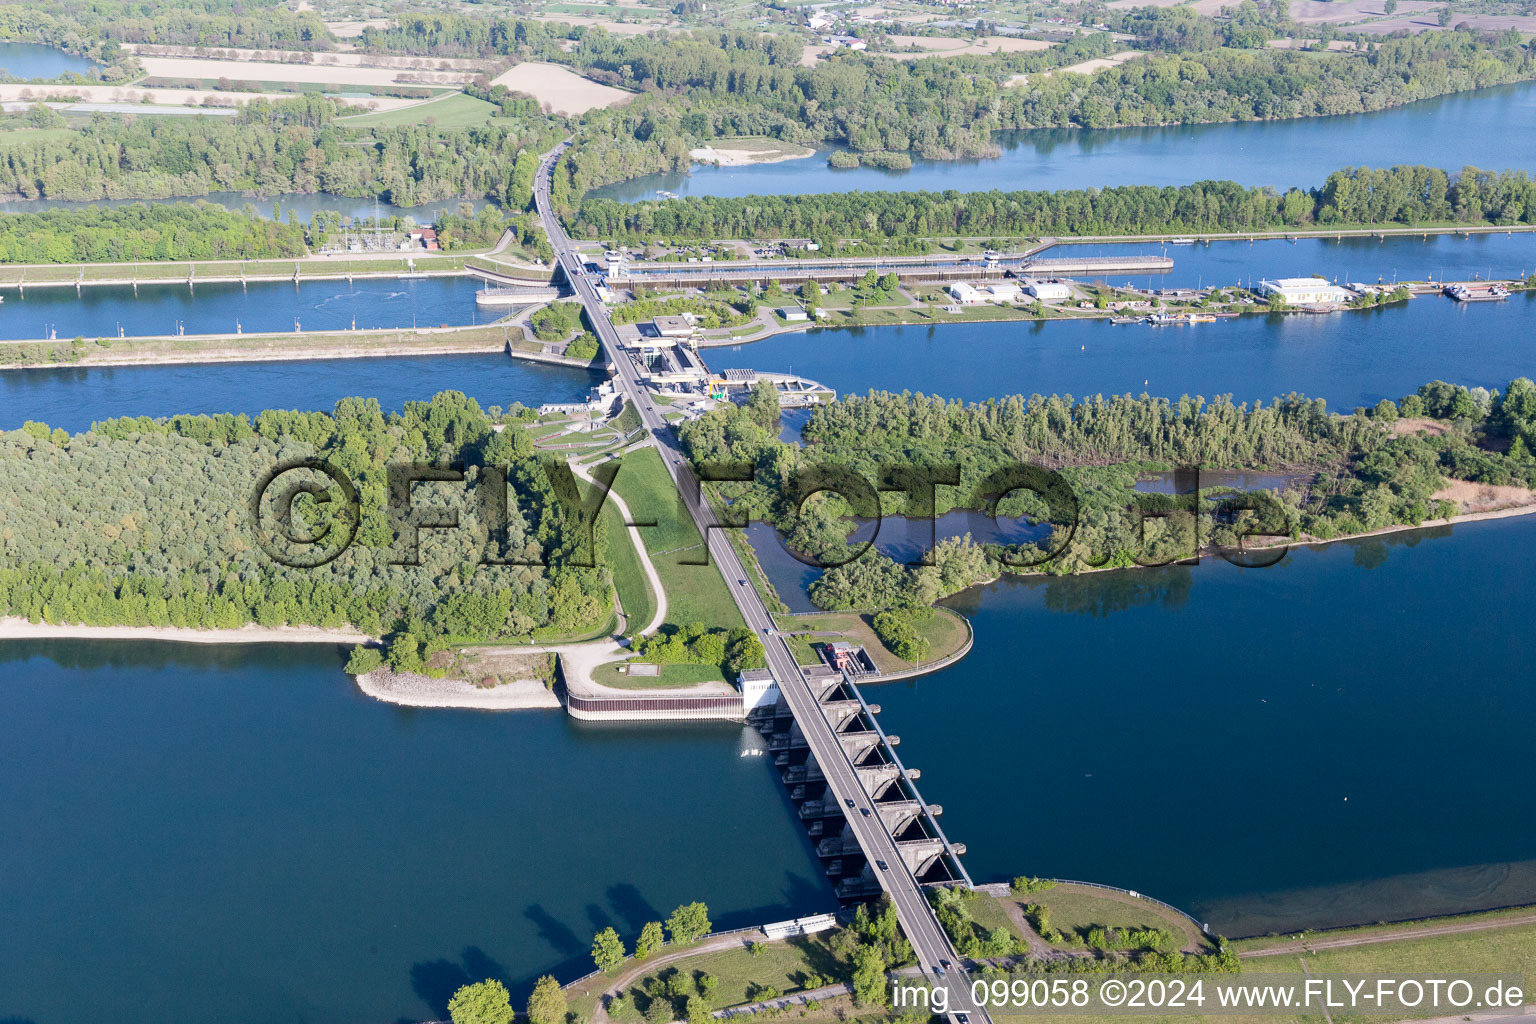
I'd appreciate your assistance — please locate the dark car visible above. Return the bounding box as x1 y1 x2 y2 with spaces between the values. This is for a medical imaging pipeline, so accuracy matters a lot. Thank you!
845 798 855 809
860 807 871 817
738 578 747 585
956 1014 970 1024
876 860 889 870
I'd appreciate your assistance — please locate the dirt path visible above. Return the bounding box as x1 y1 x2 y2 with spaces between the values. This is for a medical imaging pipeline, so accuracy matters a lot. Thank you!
1240 911 1536 958
585 933 753 1024
572 456 667 635
1000 899 1055 956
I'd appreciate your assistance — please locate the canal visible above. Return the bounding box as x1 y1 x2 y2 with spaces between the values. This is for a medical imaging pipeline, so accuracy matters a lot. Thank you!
589 81 1536 201
0 275 488 342
0 352 603 432
0 639 835 1024
730 289 1536 412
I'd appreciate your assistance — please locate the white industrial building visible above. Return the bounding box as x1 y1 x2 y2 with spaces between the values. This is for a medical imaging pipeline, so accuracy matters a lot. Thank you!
1023 277 1072 301
985 283 1023 304
947 282 984 304
1256 277 1354 305
738 668 780 713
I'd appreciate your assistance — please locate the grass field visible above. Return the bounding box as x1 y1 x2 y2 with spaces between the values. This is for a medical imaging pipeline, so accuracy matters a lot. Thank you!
0 127 76 149
609 933 850 1014
610 446 744 631
590 660 726 689
338 92 500 130
601 503 656 635
0 256 471 286
774 608 969 674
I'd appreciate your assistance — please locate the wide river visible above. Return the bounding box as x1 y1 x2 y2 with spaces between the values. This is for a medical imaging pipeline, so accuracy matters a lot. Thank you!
3 219 1534 1021
858 516 1536 936
590 81 1536 201
0 640 834 1024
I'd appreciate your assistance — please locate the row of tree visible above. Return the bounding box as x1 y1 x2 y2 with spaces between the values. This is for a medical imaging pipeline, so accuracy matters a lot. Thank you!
0 201 307 262
578 165 1536 245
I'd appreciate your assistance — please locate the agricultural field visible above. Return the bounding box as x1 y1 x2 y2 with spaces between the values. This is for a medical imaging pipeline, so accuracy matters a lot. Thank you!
490 62 635 115
337 92 503 130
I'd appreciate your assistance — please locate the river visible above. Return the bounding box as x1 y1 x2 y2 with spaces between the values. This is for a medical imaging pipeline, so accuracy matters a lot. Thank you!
0 352 602 432
0 274 488 343
0 41 100 79
0 640 834 1024
729 289 1536 412
745 514 1536 936
589 81 1536 201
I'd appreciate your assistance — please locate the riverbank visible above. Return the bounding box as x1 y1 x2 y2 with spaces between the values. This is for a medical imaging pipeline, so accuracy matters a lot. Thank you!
353 667 562 710
0 617 369 645
0 322 518 370
689 140 816 167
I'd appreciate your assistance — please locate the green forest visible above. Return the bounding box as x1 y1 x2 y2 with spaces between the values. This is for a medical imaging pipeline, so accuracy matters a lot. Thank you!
680 379 1536 610
578 164 1536 247
0 95 562 208
553 28 1535 201
0 201 306 262
0 393 620 650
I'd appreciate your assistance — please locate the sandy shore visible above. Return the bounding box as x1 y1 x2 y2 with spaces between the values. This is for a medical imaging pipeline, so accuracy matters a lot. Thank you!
0 618 369 645
354 668 563 710
689 144 814 166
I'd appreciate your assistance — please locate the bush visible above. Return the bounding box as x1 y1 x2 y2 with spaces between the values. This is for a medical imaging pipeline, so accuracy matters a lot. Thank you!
344 644 383 675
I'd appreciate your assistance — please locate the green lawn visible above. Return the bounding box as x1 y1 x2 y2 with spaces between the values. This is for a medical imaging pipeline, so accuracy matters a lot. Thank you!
609 933 851 1015
610 446 744 631
338 92 500 130
0 127 76 149
999 885 1211 952
601 503 656 635
774 608 969 674
590 660 726 689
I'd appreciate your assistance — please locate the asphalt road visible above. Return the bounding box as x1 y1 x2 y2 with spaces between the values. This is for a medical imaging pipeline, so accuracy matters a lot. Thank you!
535 139 986 1023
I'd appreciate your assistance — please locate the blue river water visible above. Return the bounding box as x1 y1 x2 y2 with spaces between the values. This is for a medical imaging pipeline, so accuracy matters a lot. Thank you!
0 352 602 432
732 289 1536 412
0 40 99 79
589 81 1536 201
0 640 833 1024
0 275 487 342
744 514 1536 936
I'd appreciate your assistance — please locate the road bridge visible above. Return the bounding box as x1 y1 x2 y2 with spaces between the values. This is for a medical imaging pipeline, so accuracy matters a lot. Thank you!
534 139 989 1024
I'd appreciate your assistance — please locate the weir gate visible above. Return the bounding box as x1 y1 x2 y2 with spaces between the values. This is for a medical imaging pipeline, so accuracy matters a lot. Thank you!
750 666 972 901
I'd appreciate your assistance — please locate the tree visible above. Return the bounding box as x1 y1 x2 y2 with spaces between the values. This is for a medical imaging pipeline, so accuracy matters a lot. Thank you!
850 944 888 1007
449 980 515 1024
592 926 627 972
666 902 711 945
1383 0 1397 10
685 995 712 1024
1437 5 1452 26
636 920 665 959
344 644 383 675
527 975 567 1024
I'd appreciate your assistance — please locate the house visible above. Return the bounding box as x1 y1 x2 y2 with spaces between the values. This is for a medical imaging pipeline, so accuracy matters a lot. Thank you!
1256 277 1354 305
807 13 834 30
417 227 439 251
1023 277 1072 302
778 306 809 322
947 282 985 305
824 34 867 50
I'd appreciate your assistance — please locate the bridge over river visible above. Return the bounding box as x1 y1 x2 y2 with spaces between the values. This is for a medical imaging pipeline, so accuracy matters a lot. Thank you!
536 139 989 1024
